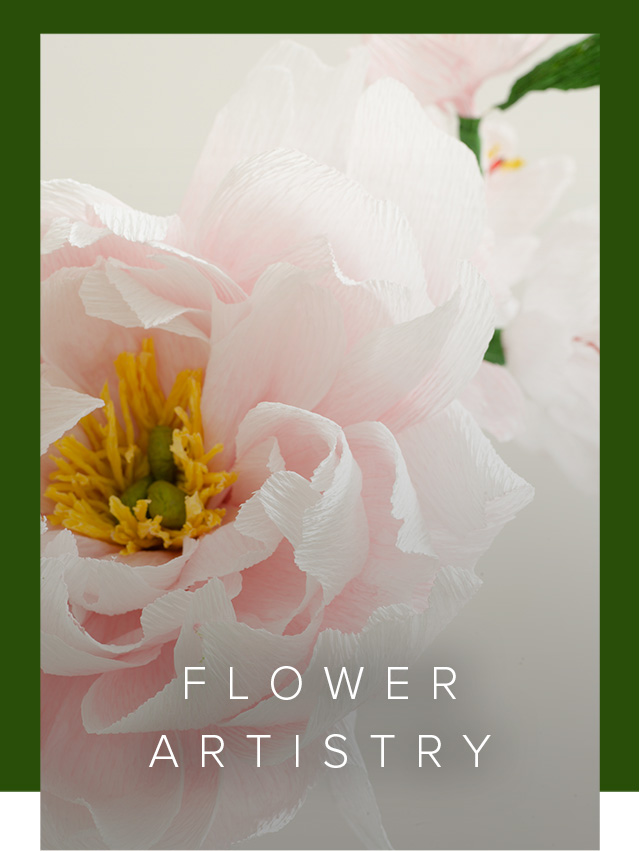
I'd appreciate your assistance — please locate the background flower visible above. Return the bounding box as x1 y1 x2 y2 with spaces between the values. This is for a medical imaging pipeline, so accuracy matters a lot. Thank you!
458 118 576 443
363 34 550 116
357 33 599 489
457 122 599 491
502 207 600 492
473 118 575 325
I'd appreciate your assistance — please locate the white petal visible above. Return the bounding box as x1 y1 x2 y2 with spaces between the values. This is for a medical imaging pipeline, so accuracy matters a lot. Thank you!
201 263 346 453
255 39 369 169
144 243 248 306
202 739 322 848
41 373 103 455
177 505 284 601
235 404 369 602
522 205 600 331
41 551 161 676
487 156 575 238
41 179 181 280
226 570 480 736
86 583 320 733
327 712 392 850
42 265 208 397
42 178 125 229
318 262 494 430
92 202 177 244
193 148 427 299
314 421 440 626
181 40 369 228
503 310 572 405
347 78 485 305
80 260 209 340
364 35 549 114
180 65 295 229
42 676 184 850
41 792 104 851
41 217 107 255
397 402 534 570
63 537 199 617
459 361 526 442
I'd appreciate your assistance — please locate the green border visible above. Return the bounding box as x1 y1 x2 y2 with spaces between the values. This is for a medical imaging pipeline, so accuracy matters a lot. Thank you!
2 12 637 798
2 31 41 792
598 27 638 792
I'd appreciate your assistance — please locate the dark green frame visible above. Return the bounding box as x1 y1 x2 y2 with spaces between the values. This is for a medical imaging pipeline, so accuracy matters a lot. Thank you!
3 14 636 799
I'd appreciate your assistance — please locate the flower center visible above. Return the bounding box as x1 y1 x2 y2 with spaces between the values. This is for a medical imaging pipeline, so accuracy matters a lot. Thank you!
487 144 525 174
45 338 236 554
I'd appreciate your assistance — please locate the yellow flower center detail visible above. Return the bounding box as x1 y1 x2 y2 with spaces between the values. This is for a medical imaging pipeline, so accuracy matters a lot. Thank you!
46 338 236 554
487 144 525 174
499 157 525 171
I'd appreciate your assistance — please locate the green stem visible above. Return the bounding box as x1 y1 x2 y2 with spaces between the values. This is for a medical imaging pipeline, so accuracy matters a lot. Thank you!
458 116 482 171
483 328 506 366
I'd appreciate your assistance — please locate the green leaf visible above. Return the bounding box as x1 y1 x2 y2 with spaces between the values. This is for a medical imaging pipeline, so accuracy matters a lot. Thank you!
484 329 506 366
498 34 600 111
458 116 482 169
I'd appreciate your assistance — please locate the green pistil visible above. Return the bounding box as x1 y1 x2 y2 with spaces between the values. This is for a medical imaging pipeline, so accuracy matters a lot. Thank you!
147 480 187 529
148 425 177 482
119 425 186 529
120 475 154 508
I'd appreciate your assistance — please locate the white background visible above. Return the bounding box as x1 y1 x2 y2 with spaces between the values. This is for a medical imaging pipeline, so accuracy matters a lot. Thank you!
40 34 602 850
4 793 638 850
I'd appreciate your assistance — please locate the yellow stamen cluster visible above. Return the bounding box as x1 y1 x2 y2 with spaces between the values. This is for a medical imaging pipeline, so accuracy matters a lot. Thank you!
486 143 525 172
46 338 236 554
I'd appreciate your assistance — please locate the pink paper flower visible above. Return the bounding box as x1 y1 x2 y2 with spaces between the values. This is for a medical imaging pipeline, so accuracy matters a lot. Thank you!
474 119 575 325
455 122 599 492
459 119 576 442
502 208 600 492
41 43 532 849
364 34 550 116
